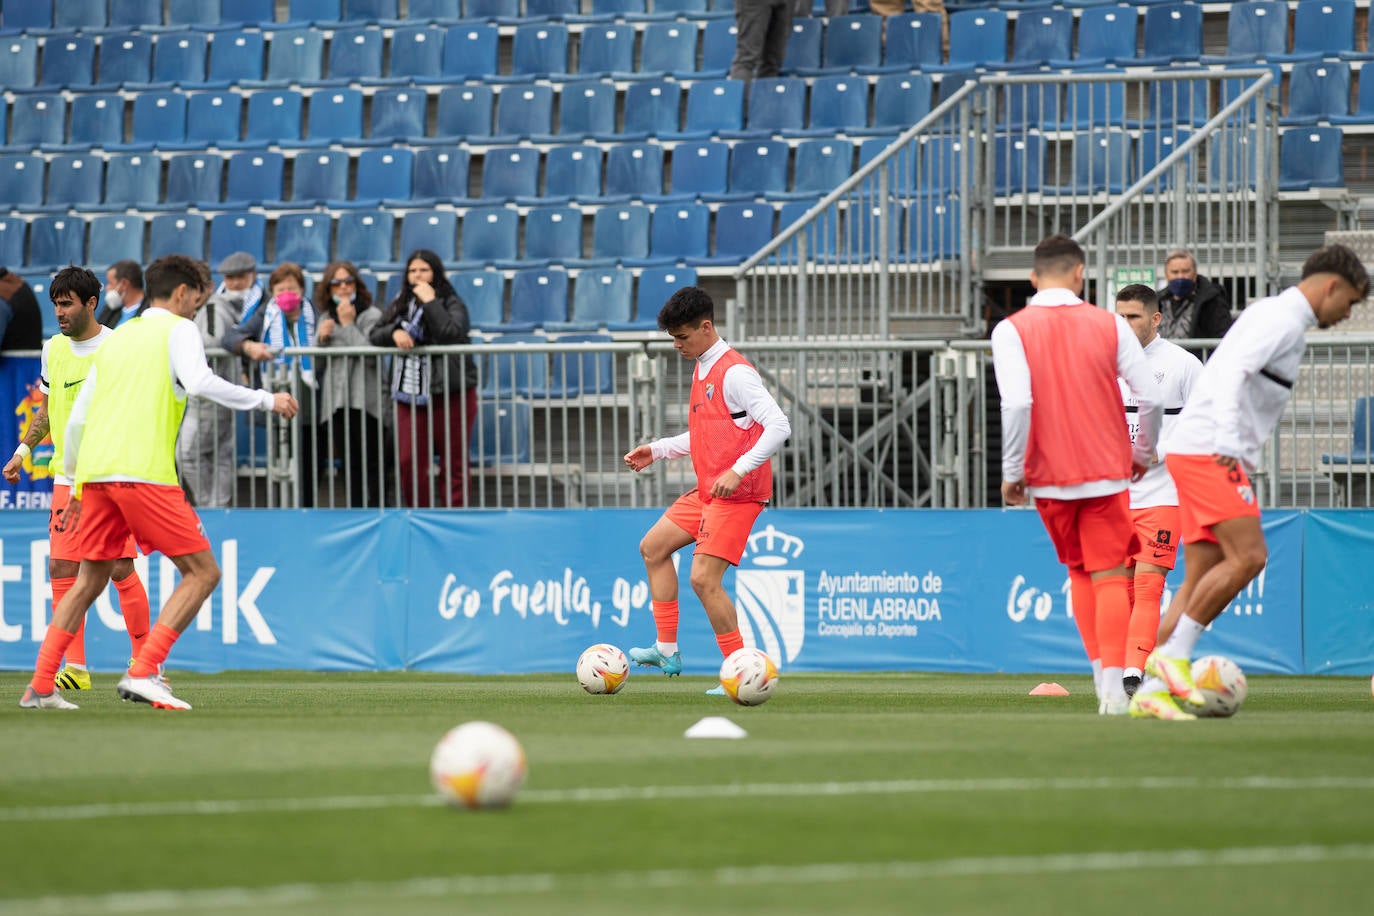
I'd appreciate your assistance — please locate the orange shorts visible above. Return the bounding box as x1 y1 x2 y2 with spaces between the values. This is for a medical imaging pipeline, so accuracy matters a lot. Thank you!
664 488 765 566
1165 453 1261 545
50 484 136 563
1034 489 1137 573
77 481 211 562
1129 505 1182 570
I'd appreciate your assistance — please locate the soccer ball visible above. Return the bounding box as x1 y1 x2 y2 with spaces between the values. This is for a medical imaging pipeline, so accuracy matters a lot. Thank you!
430 721 527 809
719 647 779 707
1191 655 1247 718
576 643 629 695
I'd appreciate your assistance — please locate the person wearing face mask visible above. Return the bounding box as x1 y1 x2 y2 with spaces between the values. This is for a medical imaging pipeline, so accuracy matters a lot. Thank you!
314 260 385 508
96 260 147 329
1155 249 1234 341
222 261 320 507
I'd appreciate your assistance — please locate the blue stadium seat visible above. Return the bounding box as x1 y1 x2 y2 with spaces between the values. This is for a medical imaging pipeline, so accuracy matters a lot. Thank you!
412 147 472 204
581 0 646 19
409 0 461 19
741 78 806 135
1000 82 1061 132
662 141 730 202
275 213 332 267
1206 129 1257 191
508 268 569 328
388 26 444 82
110 0 161 27
545 332 615 396
149 213 206 259
27 216 85 271
523 206 583 266
65 94 124 151
634 267 696 327
993 134 1045 195
543 145 603 202
561 269 632 331
781 139 851 201
808 76 869 134
606 143 665 199
482 147 540 202
152 32 210 87
936 10 1007 71
678 80 744 138
648 0 707 13
782 17 821 73
1332 73 1374 126
436 84 494 140
1201 1 1287 64
0 155 42 209
0 37 38 90
937 70 975 107
259 28 323 84
906 196 960 263
1139 74 1210 129
128 91 188 149
88 215 144 268
10 94 65 149
701 203 775 266
1060 76 1127 129
641 22 697 78
494 85 554 141
510 24 569 78
1279 126 1344 190
164 153 223 207
557 81 616 141
1288 0 1354 62
452 270 505 329
369 87 427 141
776 200 838 263
1283 60 1351 125
649 202 708 263
1056 128 1133 194
54 0 106 29
287 150 349 205
470 400 531 467
844 199 900 263
355 148 413 206
100 153 160 211
1137 128 1191 191
185 91 242 145
169 0 223 26
99 34 153 88
457 206 518 266
39 36 95 89
0 219 24 271
328 28 383 81
224 151 284 206
862 73 933 136
588 203 651 265
526 0 578 19
2 3 52 32
441 24 498 80
822 15 881 74
209 31 265 83
287 0 341 24
464 0 520 23
344 0 400 22
700 20 737 77
878 13 942 73
1007 9 1072 69
236 90 303 147
1139 4 1203 66
220 0 277 26
45 154 103 211
305 88 364 144
400 211 459 260
579 24 633 77
729 140 789 198
336 210 395 265
1075 6 1138 67
624 81 682 138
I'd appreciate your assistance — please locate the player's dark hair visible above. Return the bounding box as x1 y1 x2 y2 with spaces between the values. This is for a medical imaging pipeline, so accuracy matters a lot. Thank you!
1033 234 1086 276
657 286 714 331
145 254 210 302
1115 283 1158 312
1302 244 1370 297
48 266 101 307
109 259 143 290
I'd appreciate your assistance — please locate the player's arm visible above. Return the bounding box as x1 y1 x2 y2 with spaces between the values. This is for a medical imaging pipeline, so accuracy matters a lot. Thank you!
1114 315 1161 476
171 321 298 417
990 320 1031 504
712 364 791 496
2 398 46 483
625 432 690 472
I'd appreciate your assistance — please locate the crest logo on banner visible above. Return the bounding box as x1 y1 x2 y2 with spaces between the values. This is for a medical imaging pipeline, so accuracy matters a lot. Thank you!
734 524 805 665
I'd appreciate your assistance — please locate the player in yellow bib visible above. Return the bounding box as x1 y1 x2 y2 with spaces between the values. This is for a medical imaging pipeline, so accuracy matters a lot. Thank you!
3 267 151 692
19 255 299 711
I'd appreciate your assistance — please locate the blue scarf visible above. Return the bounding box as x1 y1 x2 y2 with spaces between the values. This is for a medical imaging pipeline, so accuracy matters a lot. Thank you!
260 294 317 389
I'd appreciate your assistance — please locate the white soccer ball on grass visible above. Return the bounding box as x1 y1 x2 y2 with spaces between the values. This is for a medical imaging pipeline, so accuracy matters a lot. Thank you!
430 721 527 809
719 647 779 707
576 643 629 695
1191 655 1248 718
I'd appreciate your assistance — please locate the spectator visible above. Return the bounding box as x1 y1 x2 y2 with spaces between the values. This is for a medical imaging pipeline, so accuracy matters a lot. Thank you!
222 262 320 507
314 260 386 508
730 0 793 82
1155 248 1234 340
0 267 44 350
96 260 147 328
869 0 948 52
369 249 478 509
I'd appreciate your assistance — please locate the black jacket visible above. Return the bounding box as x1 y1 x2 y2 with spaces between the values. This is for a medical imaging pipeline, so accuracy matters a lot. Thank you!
369 289 479 393
95 299 149 329
0 270 42 350
1156 274 1233 340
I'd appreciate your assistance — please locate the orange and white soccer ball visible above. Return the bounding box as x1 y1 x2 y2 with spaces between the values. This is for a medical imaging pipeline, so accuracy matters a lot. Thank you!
576 643 629 695
719 647 779 706
1191 655 1248 718
430 721 527 809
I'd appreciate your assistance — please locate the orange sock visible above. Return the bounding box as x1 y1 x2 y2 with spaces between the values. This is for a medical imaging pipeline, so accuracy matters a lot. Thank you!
31 624 77 694
1067 567 1097 662
715 629 745 658
1127 572 1166 671
1093 573 1132 669
652 600 679 644
115 573 151 660
50 576 80 666
129 622 179 678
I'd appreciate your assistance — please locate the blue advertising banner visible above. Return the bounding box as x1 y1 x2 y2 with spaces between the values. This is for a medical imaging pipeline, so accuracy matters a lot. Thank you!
0 355 54 510
0 506 1318 676
1302 511 1374 673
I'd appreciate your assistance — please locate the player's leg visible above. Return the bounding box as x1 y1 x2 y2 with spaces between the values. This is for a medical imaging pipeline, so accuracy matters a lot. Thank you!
46 484 90 689
1078 492 1137 714
688 499 764 660
1124 506 1178 695
22 557 116 709
1065 567 1100 696
1036 497 1112 706
111 556 150 663
629 498 697 676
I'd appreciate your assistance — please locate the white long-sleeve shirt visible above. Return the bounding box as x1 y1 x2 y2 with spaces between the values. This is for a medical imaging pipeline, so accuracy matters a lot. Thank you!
1165 286 1316 473
992 288 1161 500
1120 335 1202 508
65 307 275 482
650 338 791 476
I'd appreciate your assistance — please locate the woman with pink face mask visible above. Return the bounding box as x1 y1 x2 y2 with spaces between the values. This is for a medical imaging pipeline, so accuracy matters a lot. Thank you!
222 262 320 506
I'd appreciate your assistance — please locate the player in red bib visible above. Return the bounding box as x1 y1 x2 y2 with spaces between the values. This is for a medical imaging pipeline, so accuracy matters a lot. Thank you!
623 287 791 692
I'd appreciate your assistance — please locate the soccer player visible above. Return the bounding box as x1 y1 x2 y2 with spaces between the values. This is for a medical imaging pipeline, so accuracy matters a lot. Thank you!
623 287 791 692
3 267 152 692
1114 284 1202 697
18 255 299 711
992 235 1162 715
1131 245 1368 720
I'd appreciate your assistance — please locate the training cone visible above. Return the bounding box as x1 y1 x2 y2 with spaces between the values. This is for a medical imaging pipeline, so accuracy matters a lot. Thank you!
1028 682 1070 696
684 716 747 739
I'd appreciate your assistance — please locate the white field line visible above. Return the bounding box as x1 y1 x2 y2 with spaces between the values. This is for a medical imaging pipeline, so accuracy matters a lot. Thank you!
3 843 1374 914
1 774 1373 824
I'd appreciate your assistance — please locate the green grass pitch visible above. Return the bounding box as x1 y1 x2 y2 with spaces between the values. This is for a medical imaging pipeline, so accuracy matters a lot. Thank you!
2 670 1373 915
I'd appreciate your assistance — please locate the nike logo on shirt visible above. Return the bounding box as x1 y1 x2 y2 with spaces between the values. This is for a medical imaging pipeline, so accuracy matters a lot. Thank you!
63 378 85 388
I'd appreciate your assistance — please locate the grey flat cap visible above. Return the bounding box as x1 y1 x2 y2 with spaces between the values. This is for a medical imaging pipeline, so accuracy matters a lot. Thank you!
218 251 257 276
